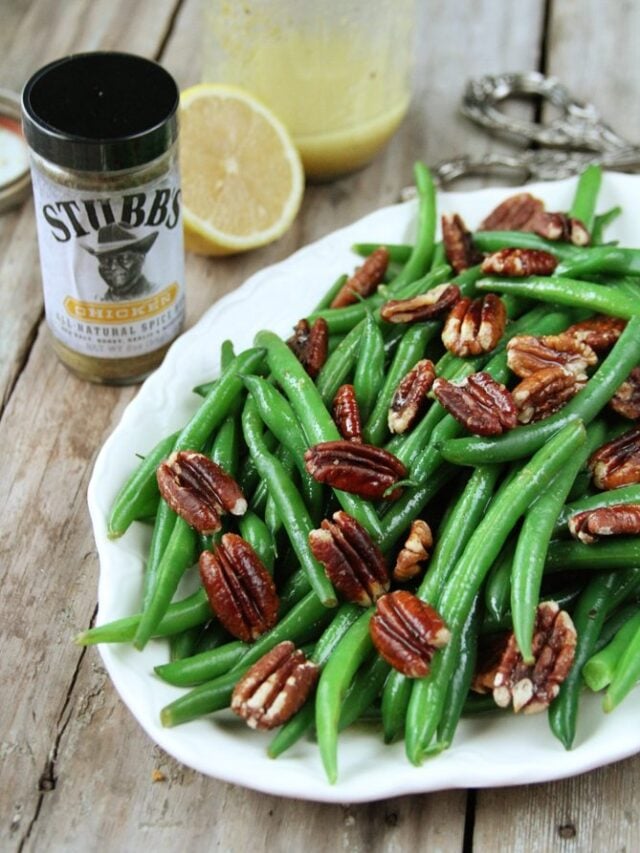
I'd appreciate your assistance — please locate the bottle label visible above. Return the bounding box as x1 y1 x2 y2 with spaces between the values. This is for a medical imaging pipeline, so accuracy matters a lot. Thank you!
31 163 185 360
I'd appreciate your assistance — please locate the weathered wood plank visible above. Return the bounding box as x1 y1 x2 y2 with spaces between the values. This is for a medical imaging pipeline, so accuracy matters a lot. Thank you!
472 756 640 852
5 1 547 850
473 1 640 848
0 0 181 416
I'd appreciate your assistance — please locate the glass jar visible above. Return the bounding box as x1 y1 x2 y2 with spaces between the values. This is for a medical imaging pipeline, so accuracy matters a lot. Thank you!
22 52 185 384
202 0 416 180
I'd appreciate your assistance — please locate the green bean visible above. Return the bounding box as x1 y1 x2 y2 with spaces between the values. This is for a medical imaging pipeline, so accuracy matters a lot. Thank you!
141 502 178 610
480 584 583 635
254 330 383 538
316 321 363 404
603 616 640 711
353 312 385 421
133 516 198 650
313 274 348 312
591 206 622 246
238 510 276 573
548 570 619 749
381 671 413 743
583 610 640 692
265 445 296 536
315 608 374 783
441 316 640 465
569 164 602 228
160 591 331 727
473 230 579 260
242 397 337 606
175 347 266 452
75 587 211 646
596 602 640 653
423 465 502 604
339 655 390 730
168 624 204 662
553 484 640 538
383 162 438 290
545 538 640 573
155 639 247 686
485 537 517 623
107 431 179 539
352 242 413 263
267 603 362 758
405 419 586 763
511 420 607 661
243 375 323 520
425 599 480 756
476 275 640 320
378 463 454 553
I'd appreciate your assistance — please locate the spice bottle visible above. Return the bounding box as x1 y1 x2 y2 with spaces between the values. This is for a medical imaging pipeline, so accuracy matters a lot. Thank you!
22 52 185 384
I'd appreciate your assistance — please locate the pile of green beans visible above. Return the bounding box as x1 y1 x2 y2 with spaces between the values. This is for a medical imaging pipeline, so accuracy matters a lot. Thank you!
81 162 640 784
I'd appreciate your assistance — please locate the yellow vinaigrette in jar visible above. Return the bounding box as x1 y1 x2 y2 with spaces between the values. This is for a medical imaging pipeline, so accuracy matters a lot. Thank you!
202 1 415 179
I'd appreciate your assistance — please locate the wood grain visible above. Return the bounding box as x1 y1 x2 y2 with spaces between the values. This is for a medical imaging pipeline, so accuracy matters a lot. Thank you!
472 1 640 848
2 0 639 851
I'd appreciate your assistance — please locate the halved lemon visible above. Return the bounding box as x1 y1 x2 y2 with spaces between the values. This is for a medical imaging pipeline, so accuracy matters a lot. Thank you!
179 84 304 255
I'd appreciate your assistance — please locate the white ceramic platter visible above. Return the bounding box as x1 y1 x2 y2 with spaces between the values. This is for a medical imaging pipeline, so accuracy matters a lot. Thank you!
88 172 640 803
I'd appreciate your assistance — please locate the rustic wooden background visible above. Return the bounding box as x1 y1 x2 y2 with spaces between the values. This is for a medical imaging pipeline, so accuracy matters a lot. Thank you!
2 0 639 850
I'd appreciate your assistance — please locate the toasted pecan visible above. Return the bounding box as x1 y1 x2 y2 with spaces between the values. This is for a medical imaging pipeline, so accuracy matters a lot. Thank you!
157 451 247 534
370 590 450 678
507 333 597 381
432 372 517 436
330 247 390 308
231 641 319 729
309 510 389 606
512 366 584 424
589 426 640 490
493 601 576 714
388 359 436 434
199 534 279 643
441 294 506 357
304 440 407 500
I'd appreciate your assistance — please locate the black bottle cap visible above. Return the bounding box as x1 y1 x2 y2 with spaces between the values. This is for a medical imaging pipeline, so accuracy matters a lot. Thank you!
22 52 179 172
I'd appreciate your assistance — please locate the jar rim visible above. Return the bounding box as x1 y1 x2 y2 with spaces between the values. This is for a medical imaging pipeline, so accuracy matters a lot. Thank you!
22 52 179 172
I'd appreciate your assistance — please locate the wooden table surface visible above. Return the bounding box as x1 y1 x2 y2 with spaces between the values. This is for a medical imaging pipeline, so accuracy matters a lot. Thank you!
2 1 640 850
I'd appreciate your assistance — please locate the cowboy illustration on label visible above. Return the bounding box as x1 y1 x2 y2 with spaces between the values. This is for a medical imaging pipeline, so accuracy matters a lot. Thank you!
83 223 159 301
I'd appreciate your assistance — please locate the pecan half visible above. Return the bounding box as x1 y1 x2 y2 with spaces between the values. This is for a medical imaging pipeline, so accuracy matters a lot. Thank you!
432 372 517 436
471 633 510 694
569 504 640 544
512 366 584 424
199 533 279 642
507 333 597 380
392 519 433 582
333 384 362 441
493 601 576 714
531 211 590 246
330 247 389 308
441 213 484 273
479 193 544 231
231 641 319 730
481 247 558 277
370 590 450 678
610 367 640 420
287 317 329 379
304 440 407 500
388 359 436 434
157 451 247 534
380 283 460 323
309 510 389 606
441 293 506 357
589 426 640 490
565 315 626 352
